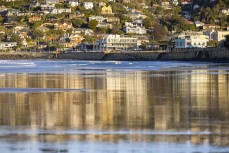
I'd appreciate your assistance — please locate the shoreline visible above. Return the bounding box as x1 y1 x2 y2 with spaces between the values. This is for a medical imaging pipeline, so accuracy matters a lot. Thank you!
0 48 228 62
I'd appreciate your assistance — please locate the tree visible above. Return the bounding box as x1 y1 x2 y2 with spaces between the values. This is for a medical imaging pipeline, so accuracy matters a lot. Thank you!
96 27 108 34
30 29 44 39
0 34 5 41
117 13 131 25
48 42 64 51
181 23 197 31
29 21 43 29
94 5 101 16
111 23 121 34
5 0 28 10
88 19 98 31
110 2 128 14
175 18 197 32
219 14 227 28
55 3 65 9
77 5 86 12
224 35 229 49
143 17 153 29
31 6 41 12
207 40 219 47
30 29 45 50
72 18 85 28
67 29 73 34
143 9 152 17
10 34 22 48
83 35 97 43
0 16 4 24
151 23 167 41
154 6 163 15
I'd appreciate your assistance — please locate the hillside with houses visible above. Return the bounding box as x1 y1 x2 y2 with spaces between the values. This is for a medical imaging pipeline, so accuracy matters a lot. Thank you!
0 0 228 51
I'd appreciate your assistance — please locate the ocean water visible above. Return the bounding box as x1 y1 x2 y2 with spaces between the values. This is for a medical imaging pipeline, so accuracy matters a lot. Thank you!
0 60 229 153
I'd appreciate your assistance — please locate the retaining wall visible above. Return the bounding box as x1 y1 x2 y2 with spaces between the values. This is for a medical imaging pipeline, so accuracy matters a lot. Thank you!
0 48 228 61
57 52 104 60
0 52 53 59
57 48 229 61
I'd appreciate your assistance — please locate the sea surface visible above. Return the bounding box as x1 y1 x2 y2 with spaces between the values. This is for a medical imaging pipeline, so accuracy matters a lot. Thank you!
0 60 229 153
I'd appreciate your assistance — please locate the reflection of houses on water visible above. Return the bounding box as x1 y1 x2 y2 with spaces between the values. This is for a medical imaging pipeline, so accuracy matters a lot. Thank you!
188 70 229 123
105 71 149 128
0 72 150 129
0 70 228 145
190 70 216 111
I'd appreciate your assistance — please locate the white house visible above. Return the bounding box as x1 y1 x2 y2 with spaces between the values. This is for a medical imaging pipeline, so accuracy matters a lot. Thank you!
0 31 5 35
97 23 112 29
194 21 204 27
204 30 229 42
41 3 55 10
125 19 143 27
183 12 191 20
193 4 200 10
96 34 141 51
124 19 146 34
54 22 73 31
22 38 28 47
160 1 170 6
203 24 220 30
159 1 171 9
46 0 59 4
84 29 94 35
221 9 229 15
126 12 147 20
73 28 94 36
213 31 229 42
0 6 7 13
98 2 106 7
0 42 17 50
88 16 106 23
68 1 79 7
175 34 209 48
181 0 192 5
83 2 94 10
171 0 179 5
51 8 71 14
124 26 146 34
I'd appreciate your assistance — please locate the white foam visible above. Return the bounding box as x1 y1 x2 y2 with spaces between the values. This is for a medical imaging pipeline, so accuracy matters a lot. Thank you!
0 129 217 136
0 60 221 74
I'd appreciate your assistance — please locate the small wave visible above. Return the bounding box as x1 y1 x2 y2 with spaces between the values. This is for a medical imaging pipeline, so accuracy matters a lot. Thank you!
0 60 221 73
0 129 216 136
150 74 166 77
